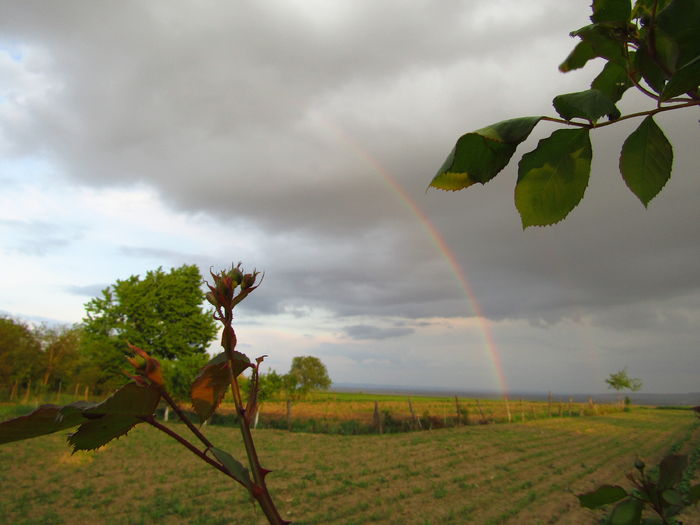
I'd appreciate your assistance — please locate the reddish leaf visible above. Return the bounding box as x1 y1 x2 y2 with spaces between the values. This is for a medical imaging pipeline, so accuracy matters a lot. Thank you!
191 351 251 423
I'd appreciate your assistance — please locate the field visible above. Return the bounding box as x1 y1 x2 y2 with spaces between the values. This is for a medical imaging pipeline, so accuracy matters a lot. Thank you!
1 403 698 524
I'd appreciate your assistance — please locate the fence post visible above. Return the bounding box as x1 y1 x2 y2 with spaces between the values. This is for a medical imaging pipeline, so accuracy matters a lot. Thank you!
504 395 512 423
519 398 525 422
408 398 422 430
475 398 487 424
547 391 553 417
373 401 383 434
568 397 573 416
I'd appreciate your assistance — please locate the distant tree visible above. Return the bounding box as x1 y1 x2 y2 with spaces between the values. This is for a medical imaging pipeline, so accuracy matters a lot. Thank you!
161 353 210 402
286 356 332 398
35 324 82 389
0 317 42 399
606 368 642 407
82 264 217 390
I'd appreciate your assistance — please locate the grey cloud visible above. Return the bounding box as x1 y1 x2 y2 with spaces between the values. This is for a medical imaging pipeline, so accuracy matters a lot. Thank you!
0 218 75 255
343 324 414 341
64 283 108 298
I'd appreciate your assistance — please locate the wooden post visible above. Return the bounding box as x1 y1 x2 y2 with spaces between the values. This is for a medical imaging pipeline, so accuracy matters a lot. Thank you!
504 395 512 423
74 383 80 398
475 398 487 424
373 401 383 434
568 397 573 416
164 405 170 422
55 381 62 403
286 400 292 431
454 396 462 425
408 398 421 430
558 399 563 417
547 391 553 417
519 398 525 422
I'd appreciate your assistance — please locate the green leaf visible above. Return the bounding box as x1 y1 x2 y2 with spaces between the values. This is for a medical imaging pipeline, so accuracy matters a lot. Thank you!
632 0 671 20
211 447 253 490
592 60 635 102
578 484 628 509
68 415 141 451
687 483 700 504
661 489 683 505
636 45 669 94
560 41 598 72
559 24 627 72
515 128 592 228
661 54 700 100
608 497 643 525
553 89 620 122
591 0 632 25
658 454 687 491
430 117 543 191
0 402 93 445
67 383 161 452
619 116 673 207
191 351 251 423
657 0 700 68
83 382 161 417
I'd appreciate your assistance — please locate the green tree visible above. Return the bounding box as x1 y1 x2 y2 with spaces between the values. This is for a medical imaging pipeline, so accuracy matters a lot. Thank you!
82 264 217 390
35 324 83 390
430 0 699 227
0 316 43 400
286 356 332 398
606 368 643 401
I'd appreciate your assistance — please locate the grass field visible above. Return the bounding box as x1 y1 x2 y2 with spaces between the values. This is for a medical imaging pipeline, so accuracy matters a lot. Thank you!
1 404 698 524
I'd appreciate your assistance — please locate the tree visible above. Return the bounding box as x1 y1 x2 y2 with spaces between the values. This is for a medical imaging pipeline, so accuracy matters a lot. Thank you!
82 264 217 390
286 356 332 397
606 368 643 401
0 316 42 400
35 324 83 390
430 0 699 228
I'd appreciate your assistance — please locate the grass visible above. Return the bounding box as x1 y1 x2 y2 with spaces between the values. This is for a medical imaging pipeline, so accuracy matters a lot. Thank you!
0 406 699 524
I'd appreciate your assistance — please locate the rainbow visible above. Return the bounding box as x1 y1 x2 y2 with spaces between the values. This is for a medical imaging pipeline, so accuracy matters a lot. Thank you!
318 117 510 396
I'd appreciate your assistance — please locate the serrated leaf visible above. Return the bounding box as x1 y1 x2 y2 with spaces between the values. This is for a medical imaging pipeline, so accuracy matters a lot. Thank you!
83 382 161 417
592 60 634 102
608 497 643 525
578 484 628 509
553 89 620 122
658 454 687 491
191 351 251 423
688 483 700 504
68 415 140 452
661 54 700 100
619 116 673 207
430 117 543 191
211 446 253 490
515 128 592 228
591 0 632 25
0 403 92 444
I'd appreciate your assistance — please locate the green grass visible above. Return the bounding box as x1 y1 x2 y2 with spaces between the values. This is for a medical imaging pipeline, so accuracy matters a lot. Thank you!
0 408 698 524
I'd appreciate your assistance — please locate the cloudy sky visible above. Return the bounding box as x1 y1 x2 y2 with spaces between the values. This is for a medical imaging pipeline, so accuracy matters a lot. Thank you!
1 1 698 395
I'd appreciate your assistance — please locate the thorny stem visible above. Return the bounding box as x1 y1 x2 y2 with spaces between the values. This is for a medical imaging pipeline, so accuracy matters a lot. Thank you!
139 415 242 486
221 308 288 525
158 387 214 449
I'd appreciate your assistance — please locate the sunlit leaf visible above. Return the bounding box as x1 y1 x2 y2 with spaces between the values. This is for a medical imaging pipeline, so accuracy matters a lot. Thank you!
658 454 687 491
661 54 700 100
553 89 620 122
515 128 592 228
609 497 643 525
211 446 253 490
591 0 631 25
619 116 673 207
430 117 543 191
578 484 628 508
0 403 93 444
191 351 251 423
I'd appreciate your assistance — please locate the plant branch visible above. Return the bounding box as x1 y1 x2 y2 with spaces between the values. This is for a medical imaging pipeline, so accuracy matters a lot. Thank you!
158 387 214 449
139 415 242 485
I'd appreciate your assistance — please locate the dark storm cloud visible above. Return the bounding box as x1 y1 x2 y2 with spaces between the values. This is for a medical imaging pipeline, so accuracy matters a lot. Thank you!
1 0 698 332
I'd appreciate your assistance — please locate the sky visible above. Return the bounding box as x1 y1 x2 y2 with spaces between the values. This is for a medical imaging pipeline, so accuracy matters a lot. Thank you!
0 1 698 395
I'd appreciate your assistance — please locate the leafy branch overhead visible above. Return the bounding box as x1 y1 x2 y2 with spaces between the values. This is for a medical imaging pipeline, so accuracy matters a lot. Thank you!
430 0 700 228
